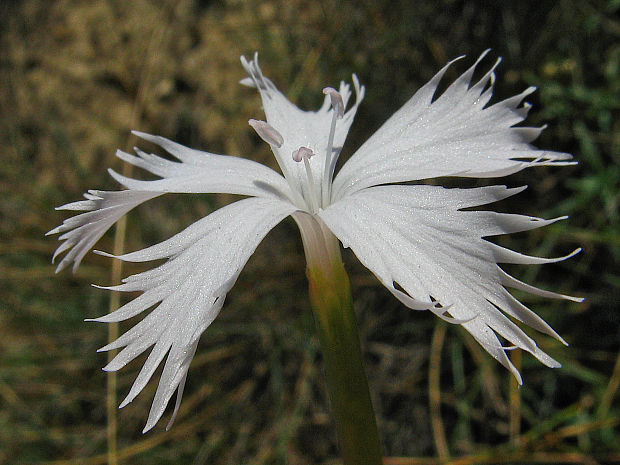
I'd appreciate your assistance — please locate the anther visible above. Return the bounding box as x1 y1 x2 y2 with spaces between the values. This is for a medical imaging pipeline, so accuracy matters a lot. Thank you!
322 87 344 119
292 146 315 163
248 119 284 148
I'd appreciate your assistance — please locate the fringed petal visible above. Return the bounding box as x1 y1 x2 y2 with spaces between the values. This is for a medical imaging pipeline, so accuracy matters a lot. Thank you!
110 131 294 202
92 196 296 431
47 190 161 273
48 131 294 273
320 184 579 381
333 52 575 200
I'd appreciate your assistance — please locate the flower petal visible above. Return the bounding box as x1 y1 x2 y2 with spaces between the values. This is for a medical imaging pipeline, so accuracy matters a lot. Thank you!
47 190 161 273
241 53 364 203
332 52 574 200
110 131 294 201
320 184 579 380
91 196 296 431
48 131 295 273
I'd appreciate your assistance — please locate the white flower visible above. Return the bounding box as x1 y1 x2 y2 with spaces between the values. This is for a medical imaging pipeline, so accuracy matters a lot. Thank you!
49 51 582 432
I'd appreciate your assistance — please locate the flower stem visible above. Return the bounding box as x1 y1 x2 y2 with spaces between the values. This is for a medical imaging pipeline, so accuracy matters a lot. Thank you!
295 213 383 465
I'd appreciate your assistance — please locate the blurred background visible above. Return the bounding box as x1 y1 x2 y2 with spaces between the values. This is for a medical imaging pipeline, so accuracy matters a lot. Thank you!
0 0 618 464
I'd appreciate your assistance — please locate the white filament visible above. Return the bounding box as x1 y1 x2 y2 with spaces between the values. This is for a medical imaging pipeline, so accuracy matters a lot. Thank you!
322 87 345 207
292 147 319 213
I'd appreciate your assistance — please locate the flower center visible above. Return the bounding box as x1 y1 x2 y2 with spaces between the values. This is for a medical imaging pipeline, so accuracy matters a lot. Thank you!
248 87 347 214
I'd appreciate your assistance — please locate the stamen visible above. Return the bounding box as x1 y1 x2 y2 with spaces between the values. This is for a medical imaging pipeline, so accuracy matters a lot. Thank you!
323 87 344 118
248 119 307 209
321 88 345 207
292 146 314 162
292 147 319 213
248 119 284 148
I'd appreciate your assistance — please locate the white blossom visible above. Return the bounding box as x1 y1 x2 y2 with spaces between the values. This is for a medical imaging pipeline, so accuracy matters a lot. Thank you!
49 51 582 432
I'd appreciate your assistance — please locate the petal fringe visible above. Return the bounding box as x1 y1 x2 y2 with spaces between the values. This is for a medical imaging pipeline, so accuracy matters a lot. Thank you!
93 197 295 431
333 52 575 200
321 184 579 382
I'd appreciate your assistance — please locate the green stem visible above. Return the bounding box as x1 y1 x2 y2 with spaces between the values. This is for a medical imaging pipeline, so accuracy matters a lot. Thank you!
294 213 383 465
